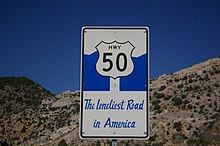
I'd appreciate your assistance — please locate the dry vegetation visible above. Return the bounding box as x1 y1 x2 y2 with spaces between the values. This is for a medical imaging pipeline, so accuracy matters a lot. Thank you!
0 57 220 146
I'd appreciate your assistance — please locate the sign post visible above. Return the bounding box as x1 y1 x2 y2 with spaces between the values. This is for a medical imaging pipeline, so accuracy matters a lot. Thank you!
80 27 149 139
112 139 117 146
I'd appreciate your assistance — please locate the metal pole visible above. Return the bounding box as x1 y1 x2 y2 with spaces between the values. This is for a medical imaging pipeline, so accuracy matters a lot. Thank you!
112 139 117 146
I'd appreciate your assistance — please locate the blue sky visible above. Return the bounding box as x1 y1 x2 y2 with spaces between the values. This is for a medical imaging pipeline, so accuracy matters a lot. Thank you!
0 0 220 94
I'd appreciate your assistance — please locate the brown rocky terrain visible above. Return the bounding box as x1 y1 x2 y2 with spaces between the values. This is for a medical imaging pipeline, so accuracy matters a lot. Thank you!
0 57 220 146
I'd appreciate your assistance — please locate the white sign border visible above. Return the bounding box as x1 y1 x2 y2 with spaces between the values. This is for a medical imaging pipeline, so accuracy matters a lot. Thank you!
80 26 150 139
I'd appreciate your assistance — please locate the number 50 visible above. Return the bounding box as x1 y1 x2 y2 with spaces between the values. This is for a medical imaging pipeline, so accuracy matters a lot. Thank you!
102 53 127 72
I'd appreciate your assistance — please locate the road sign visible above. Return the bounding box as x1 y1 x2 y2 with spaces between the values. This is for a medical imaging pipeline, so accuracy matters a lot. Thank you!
80 27 149 139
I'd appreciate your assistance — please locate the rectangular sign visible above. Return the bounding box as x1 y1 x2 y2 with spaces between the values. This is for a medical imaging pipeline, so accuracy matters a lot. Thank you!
80 27 149 139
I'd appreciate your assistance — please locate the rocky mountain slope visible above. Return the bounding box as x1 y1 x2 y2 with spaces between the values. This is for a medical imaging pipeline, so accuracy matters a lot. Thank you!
0 57 220 146
0 77 52 117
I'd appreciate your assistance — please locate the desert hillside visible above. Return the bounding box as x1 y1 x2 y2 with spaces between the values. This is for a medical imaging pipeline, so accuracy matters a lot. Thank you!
0 57 220 146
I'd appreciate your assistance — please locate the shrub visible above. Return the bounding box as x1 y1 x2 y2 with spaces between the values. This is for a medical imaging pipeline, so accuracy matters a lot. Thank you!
186 85 194 91
187 104 192 109
199 104 206 114
173 122 182 131
58 139 68 146
157 93 165 98
204 74 209 81
200 105 205 109
173 97 183 106
164 95 171 100
153 103 161 111
21 126 27 133
177 84 183 89
182 94 186 99
149 134 157 141
16 96 23 102
214 83 219 87
187 124 192 130
188 78 193 83
182 76 188 81
6 104 12 113
158 85 166 91
183 99 190 105
154 92 165 99
206 93 211 97
152 99 160 105
175 78 180 82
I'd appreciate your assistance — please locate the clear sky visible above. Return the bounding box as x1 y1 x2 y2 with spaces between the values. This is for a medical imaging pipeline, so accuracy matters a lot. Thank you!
0 0 220 94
